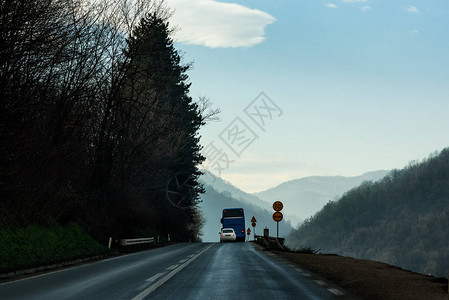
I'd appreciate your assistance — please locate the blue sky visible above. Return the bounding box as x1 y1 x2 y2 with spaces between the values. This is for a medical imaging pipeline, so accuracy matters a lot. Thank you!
167 0 449 192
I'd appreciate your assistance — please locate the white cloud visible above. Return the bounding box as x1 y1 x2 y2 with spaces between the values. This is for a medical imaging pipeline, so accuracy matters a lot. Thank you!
409 29 420 35
406 6 419 13
167 0 275 48
326 3 338 8
360 6 372 11
342 0 368 3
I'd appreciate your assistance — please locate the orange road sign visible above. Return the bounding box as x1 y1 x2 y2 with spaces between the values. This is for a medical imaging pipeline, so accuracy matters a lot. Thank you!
247 228 251 235
273 211 283 222
251 216 257 223
251 222 256 227
273 201 283 212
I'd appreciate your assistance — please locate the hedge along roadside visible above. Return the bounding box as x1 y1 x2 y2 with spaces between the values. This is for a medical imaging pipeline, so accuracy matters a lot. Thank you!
0 223 110 274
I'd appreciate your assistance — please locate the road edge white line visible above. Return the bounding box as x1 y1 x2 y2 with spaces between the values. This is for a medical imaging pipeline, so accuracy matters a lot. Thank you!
314 280 327 286
131 243 215 300
165 264 179 271
328 288 344 295
145 273 165 282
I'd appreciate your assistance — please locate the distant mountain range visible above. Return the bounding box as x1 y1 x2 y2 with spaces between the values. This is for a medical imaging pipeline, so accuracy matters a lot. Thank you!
198 171 293 242
254 170 389 226
198 170 389 241
200 171 270 208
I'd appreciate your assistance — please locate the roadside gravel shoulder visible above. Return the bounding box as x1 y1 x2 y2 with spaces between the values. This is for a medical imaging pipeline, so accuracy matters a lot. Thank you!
273 251 447 300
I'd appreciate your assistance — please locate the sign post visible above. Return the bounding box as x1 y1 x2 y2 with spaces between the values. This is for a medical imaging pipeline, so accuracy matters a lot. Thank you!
251 216 257 240
272 201 284 239
263 227 269 248
273 201 283 212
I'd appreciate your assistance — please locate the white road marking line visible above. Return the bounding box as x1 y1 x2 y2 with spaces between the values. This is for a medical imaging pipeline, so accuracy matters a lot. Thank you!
131 243 215 300
303 273 312 277
187 254 194 258
146 273 164 282
328 288 344 296
294 268 303 272
165 264 179 271
178 258 187 263
314 280 327 286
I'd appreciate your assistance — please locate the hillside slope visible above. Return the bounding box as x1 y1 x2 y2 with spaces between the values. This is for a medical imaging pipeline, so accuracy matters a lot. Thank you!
254 170 389 225
287 148 449 277
200 170 270 208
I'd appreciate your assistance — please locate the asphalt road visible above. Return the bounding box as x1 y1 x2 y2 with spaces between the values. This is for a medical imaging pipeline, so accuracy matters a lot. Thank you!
0 242 357 300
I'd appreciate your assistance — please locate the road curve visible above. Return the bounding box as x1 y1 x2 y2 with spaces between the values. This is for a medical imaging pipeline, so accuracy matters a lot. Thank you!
0 242 357 300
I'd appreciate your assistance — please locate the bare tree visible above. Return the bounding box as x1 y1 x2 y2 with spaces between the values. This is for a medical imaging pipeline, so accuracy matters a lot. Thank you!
196 96 221 123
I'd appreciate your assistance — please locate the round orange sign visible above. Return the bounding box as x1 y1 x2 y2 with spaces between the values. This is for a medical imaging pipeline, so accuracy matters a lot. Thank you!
273 201 283 212
273 211 283 222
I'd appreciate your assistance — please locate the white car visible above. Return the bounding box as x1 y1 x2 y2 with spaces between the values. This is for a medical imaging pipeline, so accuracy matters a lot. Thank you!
219 228 236 243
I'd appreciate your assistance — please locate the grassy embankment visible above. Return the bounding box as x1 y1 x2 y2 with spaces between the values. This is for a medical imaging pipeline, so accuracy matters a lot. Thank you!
0 223 109 273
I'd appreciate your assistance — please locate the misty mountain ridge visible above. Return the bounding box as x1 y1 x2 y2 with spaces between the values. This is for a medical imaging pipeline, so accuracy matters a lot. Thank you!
198 182 293 243
257 170 389 194
287 148 449 278
199 170 293 242
200 170 270 208
254 170 389 225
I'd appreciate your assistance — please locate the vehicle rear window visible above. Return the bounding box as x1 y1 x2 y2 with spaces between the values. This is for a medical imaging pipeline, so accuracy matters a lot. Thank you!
223 229 233 233
223 209 243 218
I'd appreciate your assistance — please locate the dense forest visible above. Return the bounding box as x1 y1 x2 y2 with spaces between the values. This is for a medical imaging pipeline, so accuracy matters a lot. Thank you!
287 148 449 277
0 0 212 243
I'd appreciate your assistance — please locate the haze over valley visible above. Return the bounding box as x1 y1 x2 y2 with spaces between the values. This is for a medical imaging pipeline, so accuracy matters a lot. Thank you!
199 169 389 240
201 147 449 278
199 171 293 242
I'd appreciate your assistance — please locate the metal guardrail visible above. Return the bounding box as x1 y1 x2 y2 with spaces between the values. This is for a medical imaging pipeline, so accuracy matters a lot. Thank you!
119 237 155 246
254 235 285 243
254 235 285 250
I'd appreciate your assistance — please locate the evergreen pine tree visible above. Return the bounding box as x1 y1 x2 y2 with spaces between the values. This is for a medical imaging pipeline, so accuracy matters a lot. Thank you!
120 12 205 240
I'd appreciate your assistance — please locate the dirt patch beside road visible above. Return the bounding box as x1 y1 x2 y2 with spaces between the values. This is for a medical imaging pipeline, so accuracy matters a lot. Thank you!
274 251 447 300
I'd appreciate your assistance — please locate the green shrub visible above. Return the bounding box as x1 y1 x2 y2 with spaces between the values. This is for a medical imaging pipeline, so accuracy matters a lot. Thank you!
0 223 109 272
